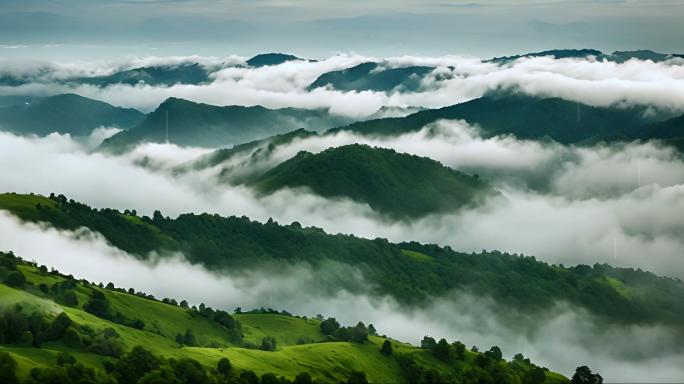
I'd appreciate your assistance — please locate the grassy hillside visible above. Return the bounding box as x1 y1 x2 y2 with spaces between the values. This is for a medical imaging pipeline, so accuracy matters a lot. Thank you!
0 93 144 136
307 62 434 92
0 252 569 383
98 98 354 152
333 93 667 145
1 193 684 335
250 144 493 218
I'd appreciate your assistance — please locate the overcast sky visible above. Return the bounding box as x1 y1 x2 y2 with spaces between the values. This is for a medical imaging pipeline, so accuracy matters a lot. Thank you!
1 1 683 59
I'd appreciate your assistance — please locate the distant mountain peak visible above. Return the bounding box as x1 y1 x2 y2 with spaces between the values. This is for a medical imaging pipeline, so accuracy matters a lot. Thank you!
246 53 307 67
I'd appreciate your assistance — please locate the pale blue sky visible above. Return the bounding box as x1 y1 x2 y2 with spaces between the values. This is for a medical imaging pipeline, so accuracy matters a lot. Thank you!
1 0 683 59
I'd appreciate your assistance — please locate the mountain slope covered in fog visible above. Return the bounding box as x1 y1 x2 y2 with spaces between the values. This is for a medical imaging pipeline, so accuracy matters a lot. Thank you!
0 94 144 136
2 192 683 334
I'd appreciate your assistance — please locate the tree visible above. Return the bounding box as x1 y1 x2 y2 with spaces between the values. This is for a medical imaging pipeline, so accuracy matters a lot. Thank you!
452 341 466 359
294 372 312 384
169 358 208 384
528 367 547 384
320 317 340 335
217 357 232 377
180 300 189 308
56 352 76 367
0 351 19 384
183 329 197 347
485 346 503 361
421 336 436 350
114 346 161 384
138 367 181 384
347 370 369 384
240 370 259 384
4 271 26 288
350 322 368 343
46 312 72 340
261 373 279 384
571 366 603 384
433 338 451 361
380 340 393 356
367 324 377 335
261 336 277 351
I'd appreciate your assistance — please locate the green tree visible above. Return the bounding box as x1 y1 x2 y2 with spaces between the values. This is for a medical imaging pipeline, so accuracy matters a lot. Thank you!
138 367 181 384
217 357 232 376
240 370 259 384
261 336 277 351
433 338 451 361
571 366 603 384
347 370 369 384
320 317 340 335
4 271 26 288
0 351 19 384
294 372 312 384
114 345 161 384
261 373 279 384
380 339 393 356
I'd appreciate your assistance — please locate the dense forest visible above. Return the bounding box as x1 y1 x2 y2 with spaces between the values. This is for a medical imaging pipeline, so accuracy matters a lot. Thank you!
1 193 683 333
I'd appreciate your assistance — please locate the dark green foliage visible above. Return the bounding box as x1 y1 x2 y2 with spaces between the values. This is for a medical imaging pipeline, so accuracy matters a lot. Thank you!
25 361 97 384
381 339 393 355
433 338 450 361
0 93 143 136
571 366 603 384
240 370 259 384
293 372 312 384
260 336 277 351
138 367 181 384
216 357 232 376
83 290 110 319
251 144 492 218
350 322 368 343
320 317 340 335
113 346 161 384
55 352 76 366
46 312 72 340
4 270 26 287
169 358 209 384
347 370 369 384
420 336 436 350
0 351 19 384
176 328 198 347
261 373 279 384
485 346 503 361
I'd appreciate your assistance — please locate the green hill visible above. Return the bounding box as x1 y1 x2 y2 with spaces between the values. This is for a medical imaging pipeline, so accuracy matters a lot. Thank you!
2 193 684 335
98 98 354 152
307 62 434 92
249 144 492 218
333 93 665 145
0 94 144 136
0 252 569 383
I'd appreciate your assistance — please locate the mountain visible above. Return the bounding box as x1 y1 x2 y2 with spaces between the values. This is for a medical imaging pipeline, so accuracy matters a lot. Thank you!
76 63 211 87
488 48 684 64
333 93 665 145
0 93 145 136
0 251 570 384
487 49 605 64
98 98 355 152
250 144 492 218
3 192 684 333
246 53 306 67
175 128 318 184
307 62 435 92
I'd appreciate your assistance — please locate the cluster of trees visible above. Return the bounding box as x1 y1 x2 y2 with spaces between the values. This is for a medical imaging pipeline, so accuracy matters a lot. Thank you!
0 346 364 384
319 318 374 343
0 304 71 347
10 193 682 329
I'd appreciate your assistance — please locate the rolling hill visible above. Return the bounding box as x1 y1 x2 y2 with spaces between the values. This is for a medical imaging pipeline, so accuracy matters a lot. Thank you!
0 94 144 137
2 192 684 334
333 93 668 145
246 53 306 67
76 63 212 87
249 144 492 218
307 62 434 92
487 49 684 64
98 98 354 152
0 252 570 383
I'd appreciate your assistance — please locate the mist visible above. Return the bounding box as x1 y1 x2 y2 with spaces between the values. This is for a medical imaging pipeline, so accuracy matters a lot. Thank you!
1 211 683 383
2 54 684 117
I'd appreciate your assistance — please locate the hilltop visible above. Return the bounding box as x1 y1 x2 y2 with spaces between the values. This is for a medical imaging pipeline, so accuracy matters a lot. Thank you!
250 144 492 218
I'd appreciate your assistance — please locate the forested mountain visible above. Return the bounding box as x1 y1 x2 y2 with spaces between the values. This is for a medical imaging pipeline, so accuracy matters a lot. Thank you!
250 144 492 218
246 53 306 67
0 251 571 384
487 49 684 64
98 98 354 152
307 62 434 92
75 63 211 87
0 93 144 136
2 193 684 334
333 93 670 145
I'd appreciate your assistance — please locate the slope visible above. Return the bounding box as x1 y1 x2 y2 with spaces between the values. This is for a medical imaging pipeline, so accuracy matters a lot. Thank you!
250 144 492 218
307 62 434 92
0 94 144 136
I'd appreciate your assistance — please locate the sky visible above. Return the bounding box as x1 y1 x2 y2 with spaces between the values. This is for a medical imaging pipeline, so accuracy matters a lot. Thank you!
1 0 684 59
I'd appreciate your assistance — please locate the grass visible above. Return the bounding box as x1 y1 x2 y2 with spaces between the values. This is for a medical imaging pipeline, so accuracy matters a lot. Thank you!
400 249 432 262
